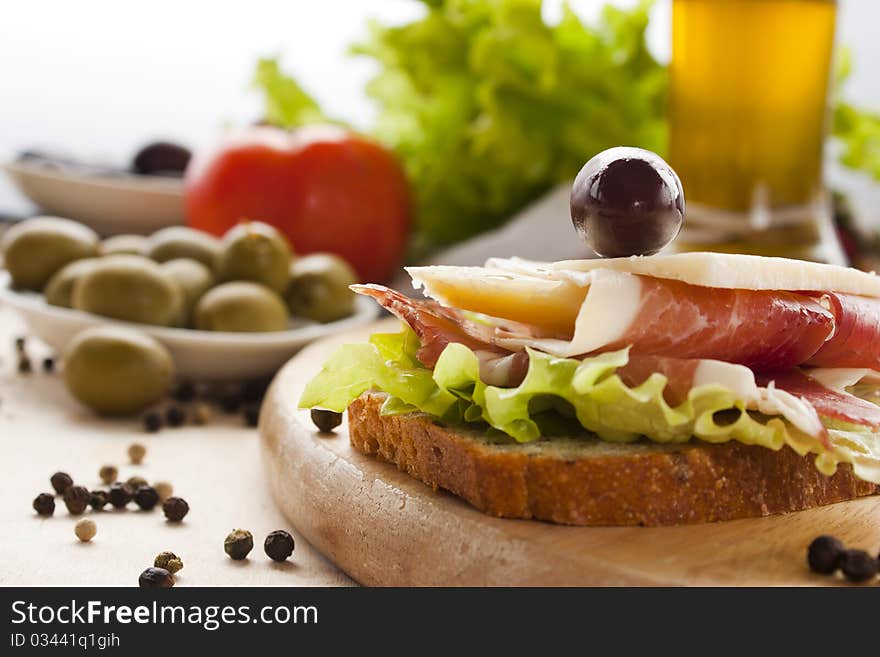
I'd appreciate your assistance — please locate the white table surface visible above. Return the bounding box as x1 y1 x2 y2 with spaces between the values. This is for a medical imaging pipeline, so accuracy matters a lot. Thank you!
0 305 353 587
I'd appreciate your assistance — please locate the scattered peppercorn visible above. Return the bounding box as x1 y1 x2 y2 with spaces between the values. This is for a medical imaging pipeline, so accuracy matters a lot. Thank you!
840 549 879 583
154 551 184 574
126 476 148 491
311 408 343 433
163 496 189 522
154 481 173 503
807 535 845 574
142 411 162 433
108 482 132 509
243 405 260 428
128 443 146 465
133 485 160 511
166 405 186 428
89 490 109 511
138 567 174 588
74 518 97 542
14 336 26 352
192 402 211 425
264 530 295 562
171 380 197 403
242 379 269 403
219 389 243 414
50 471 73 495
63 485 90 515
18 357 31 374
224 529 253 560
42 356 55 373
98 465 118 485
32 493 55 516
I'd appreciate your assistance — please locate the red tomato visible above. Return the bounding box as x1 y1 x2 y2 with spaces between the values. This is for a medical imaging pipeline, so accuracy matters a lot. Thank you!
184 126 410 282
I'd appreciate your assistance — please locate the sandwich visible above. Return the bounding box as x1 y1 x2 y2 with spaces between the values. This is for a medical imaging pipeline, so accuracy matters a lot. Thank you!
300 252 880 526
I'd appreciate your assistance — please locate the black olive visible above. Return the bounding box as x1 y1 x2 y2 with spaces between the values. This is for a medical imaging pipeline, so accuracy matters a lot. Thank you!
570 147 684 258
131 141 191 176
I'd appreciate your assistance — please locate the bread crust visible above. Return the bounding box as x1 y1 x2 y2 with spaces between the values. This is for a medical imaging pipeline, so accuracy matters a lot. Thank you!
347 392 879 526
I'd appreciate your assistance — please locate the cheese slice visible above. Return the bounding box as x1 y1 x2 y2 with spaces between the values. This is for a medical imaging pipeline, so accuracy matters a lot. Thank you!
485 252 880 298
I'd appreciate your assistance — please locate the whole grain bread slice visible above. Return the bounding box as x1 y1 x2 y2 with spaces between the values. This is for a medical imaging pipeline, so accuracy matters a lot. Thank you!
347 392 879 526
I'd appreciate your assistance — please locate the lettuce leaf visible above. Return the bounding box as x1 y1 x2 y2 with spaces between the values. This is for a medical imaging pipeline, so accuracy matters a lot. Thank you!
299 327 880 483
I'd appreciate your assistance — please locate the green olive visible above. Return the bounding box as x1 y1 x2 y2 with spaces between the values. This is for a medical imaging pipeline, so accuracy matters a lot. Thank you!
72 255 183 327
44 258 101 308
100 234 150 256
194 281 289 332
63 326 174 415
286 253 357 323
146 226 222 269
160 258 214 326
215 221 291 293
1 216 99 290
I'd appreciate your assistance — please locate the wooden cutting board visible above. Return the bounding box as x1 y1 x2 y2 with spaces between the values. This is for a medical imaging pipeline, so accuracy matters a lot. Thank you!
259 320 880 586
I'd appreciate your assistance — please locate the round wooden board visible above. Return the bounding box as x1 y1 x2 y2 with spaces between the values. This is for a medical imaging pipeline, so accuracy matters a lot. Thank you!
260 319 880 586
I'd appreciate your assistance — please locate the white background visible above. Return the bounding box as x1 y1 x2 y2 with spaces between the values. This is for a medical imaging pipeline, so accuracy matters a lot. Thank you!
1 0 878 216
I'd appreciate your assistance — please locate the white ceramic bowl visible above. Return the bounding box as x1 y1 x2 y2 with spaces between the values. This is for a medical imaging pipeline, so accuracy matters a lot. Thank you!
4 159 185 235
0 271 377 380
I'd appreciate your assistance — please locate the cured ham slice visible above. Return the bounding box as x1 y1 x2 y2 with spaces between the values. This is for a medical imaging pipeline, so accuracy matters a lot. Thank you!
490 270 835 371
759 369 880 430
806 293 880 369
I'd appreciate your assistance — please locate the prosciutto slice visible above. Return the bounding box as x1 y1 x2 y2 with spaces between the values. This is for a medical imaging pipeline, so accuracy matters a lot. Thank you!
806 293 880 369
494 270 836 371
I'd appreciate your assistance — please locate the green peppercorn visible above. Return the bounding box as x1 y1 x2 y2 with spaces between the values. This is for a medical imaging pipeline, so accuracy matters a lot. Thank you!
89 490 109 511
807 535 845 574
125 475 148 491
138 567 174 588
264 530 295 562
32 493 55 516
50 471 73 495
133 485 160 510
108 482 132 509
63 485 90 515
311 408 342 433
128 442 146 464
840 549 878 583
224 529 253 560
154 551 184 574
98 465 118 485
162 496 189 522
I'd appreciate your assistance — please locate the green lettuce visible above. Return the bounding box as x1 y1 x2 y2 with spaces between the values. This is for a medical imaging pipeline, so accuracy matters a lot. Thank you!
299 327 880 482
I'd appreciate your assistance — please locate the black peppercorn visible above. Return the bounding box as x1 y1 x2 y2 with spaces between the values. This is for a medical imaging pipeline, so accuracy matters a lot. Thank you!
242 379 269 403
42 356 55 373
243 405 260 428
142 411 162 433
108 483 132 509
807 535 845 574
33 492 55 516
50 471 73 495
171 380 197 403
165 405 186 427
18 357 32 374
219 390 243 414
63 485 90 515
133 485 160 510
162 496 189 522
311 408 343 433
89 490 109 511
138 567 174 588
840 549 878 583
264 530 295 562
224 529 253 560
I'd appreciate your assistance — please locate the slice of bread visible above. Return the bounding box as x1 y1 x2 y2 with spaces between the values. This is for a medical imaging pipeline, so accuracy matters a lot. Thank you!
347 392 879 526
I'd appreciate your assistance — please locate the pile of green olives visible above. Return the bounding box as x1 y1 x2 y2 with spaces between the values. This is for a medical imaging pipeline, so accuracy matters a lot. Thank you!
2 216 360 332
